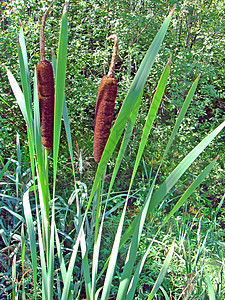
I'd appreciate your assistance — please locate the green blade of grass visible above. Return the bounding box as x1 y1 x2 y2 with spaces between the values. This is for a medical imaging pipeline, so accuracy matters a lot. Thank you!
159 286 170 300
193 231 209 270
0 96 11 107
0 157 11 180
205 269 216 300
147 239 175 300
80 226 91 300
12 254 17 300
21 223 26 299
53 4 68 188
55 225 67 281
60 231 81 300
213 194 225 224
1 206 24 222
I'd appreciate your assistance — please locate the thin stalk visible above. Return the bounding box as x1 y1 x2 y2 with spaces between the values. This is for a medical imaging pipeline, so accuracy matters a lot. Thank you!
44 148 50 266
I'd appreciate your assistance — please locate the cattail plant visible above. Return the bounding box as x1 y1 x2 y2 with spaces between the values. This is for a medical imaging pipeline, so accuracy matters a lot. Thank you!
37 0 55 150
6 3 225 298
93 34 118 163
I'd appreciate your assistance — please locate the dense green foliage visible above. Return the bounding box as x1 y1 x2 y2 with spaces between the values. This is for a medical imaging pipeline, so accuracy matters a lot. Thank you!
0 0 225 298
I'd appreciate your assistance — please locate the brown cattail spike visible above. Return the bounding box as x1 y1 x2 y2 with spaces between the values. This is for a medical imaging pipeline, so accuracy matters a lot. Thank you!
37 61 54 150
93 35 119 163
37 0 55 151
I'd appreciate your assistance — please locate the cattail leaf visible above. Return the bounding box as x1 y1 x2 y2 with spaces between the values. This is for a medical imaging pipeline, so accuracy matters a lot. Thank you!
34 69 50 246
161 156 218 226
148 120 225 214
106 90 143 203
126 230 158 299
160 75 200 164
18 32 34 140
91 207 105 297
80 227 91 299
101 198 128 300
35 194 48 300
107 62 170 299
18 26 32 108
60 230 81 300
23 189 38 298
147 239 175 300
6 68 28 126
48 203 55 299
53 4 68 186
120 120 225 250
119 72 223 249
63 99 76 180
95 93 143 287
89 5 176 212
52 52 76 183
129 58 171 192
55 225 67 281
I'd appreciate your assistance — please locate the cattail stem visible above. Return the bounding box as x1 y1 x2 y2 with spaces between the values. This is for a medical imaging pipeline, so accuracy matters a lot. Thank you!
107 34 119 78
40 0 55 62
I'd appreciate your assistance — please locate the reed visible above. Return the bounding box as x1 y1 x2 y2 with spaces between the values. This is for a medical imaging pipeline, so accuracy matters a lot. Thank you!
37 0 55 150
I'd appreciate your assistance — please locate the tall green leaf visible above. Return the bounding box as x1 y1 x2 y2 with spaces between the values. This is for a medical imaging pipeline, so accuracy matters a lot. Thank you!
116 59 171 299
147 239 175 300
53 4 68 187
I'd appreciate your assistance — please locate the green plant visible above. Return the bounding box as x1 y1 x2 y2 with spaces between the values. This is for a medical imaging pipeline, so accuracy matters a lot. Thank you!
4 2 225 300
